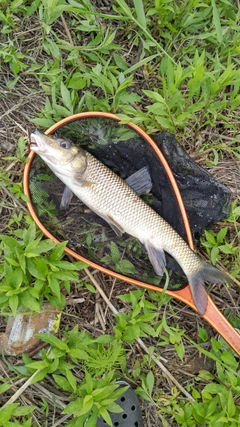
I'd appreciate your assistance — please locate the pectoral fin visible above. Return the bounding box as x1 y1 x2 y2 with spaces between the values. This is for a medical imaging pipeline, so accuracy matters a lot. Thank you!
145 243 166 275
60 186 74 210
126 166 152 196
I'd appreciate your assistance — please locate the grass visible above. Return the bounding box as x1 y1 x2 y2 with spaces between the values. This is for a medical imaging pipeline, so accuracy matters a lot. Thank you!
0 0 240 426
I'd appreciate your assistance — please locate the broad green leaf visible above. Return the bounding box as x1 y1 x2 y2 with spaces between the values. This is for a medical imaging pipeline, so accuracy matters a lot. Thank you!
49 241 67 262
35 332 69 351
69 348 89 360
110 241 120 263
66 369 77 392
85 371 93 395
146 370 154 395
48 274 61 299
27 258 47 280
117 259 136 274
98 406 112 427
13 405 36 417
62 398 83 415
5 257 19 267
0 404 19 425
143 89 166 104
77 395 93 416
30 367 49 384
0 383 12 394
9 294 19 315
210 245 219 265
30 240 57 254
204 230 216 245
20 292 40 312
26 360 49 370
227 391 236 417
68 73 86 90
217 227 228 244
53 374 74 392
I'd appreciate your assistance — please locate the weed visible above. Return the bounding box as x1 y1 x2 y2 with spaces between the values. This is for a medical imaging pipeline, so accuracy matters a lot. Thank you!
0 222 87 314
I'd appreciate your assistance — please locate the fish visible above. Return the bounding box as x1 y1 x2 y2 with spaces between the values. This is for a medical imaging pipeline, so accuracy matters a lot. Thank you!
30 131 233 315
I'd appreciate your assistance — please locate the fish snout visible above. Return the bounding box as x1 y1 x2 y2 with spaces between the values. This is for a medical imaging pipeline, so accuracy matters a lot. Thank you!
30 131 46 152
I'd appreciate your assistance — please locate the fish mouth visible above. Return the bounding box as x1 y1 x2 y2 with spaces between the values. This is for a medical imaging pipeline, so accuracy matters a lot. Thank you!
30 131 46 152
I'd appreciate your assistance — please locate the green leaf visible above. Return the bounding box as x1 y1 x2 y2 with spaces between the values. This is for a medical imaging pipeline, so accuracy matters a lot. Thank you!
5 257 19 267
0 383 12 394
143 89 166 104
9 294 19 315
30 367 49 384
84 412 99 427
203 383 223 395
221 351 238 367
110 241 120 263
211 0 223 43
31 117 54 128
116 259 136 274
30 240 57 254
53 374 74 392
36 332 69 351
68 72 86 90
23 222 36 246
85 371 93 395
27 258 47 280
13 405 36 416
204 230 216 246
47 274 60 299
49 241 67 262
133 0 146 29
77 395 93 416
66 369 77 392
146 370 154 395
0 235 22 253
227 391 236 417
52 261 80 270
20 292 40 312
210 245 219 265
69 348 89 360
98 406 112 427
60 81 73 113
198 327 209 342
63 398 83 415
26 360 49 370
0 403 19 425
216 227 228 244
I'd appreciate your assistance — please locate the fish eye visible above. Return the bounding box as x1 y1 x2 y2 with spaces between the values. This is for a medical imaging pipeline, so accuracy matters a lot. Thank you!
60 140 71 149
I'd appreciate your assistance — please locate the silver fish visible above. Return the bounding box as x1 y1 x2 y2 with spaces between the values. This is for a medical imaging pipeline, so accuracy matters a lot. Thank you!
30 131 233 314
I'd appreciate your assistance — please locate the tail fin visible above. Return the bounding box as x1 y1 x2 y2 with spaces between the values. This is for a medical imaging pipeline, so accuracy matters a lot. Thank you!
188 263 233 316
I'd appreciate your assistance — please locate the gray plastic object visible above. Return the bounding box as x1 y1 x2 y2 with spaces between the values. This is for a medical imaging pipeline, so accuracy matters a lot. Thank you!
96 380 143 427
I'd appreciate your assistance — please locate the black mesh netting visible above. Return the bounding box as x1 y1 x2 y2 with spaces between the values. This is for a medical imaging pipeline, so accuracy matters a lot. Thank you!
28 116 232 290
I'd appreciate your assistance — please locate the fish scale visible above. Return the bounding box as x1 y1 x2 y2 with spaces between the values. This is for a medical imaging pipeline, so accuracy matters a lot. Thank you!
30 131 233 315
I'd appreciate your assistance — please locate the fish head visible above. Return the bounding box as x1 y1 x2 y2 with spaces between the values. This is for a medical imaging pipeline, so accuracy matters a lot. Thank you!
30 131 87 177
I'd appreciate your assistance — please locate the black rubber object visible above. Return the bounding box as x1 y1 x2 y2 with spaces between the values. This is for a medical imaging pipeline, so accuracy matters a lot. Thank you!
96 380 143 427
